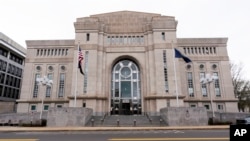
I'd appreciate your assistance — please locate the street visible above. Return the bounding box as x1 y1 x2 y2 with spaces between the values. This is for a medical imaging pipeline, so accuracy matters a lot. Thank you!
0 129 229 141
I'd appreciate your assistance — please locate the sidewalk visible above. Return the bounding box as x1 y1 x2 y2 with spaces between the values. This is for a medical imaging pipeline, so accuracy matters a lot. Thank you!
0 125 229 132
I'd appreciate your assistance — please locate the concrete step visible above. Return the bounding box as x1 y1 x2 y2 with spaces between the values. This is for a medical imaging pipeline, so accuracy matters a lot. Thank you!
85 115 167 127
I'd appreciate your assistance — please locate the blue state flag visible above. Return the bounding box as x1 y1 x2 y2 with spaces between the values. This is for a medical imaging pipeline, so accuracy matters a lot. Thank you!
174 48 192 63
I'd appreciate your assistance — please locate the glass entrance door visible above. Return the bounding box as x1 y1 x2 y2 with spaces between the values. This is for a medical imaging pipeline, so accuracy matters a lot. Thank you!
111 60 141 115
121 81 131 98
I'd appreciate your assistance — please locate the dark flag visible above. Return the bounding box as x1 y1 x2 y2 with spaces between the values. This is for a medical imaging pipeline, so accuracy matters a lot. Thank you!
78 47 84 75
174 48 192 63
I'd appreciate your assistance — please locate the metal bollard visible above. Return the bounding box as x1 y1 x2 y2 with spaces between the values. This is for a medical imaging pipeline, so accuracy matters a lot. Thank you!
159 118 162 126
91 118 94 127
133 119 136 127
101 119 104 125
117 119 120 127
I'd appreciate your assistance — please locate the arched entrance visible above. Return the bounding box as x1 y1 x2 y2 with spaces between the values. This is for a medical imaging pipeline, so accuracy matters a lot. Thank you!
111 60 141 115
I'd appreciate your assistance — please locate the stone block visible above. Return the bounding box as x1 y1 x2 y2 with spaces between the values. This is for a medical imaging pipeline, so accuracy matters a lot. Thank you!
47 107 93 127
160 107 208 126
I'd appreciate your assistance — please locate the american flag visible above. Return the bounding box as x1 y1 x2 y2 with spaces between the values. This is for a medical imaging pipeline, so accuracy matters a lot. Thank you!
78 47 84 75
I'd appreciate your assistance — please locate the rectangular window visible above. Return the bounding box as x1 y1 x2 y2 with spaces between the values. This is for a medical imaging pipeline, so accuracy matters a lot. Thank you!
86 33 90 41
162 32 165 40
45 73 53 98
58 73 65 97
0 73 5 84
115 36 119 44
203 104 210 110
44 105 49 111
33 73 40 98
136 36 140 43
140 36 144 44
119 36 123 44
51 49 54 55
30 105 37 111
65 49 68 56
107 36 110 44
132 36 136 43
166 100 170 107
190 104 197 108
163 50 169 93
128 36 131 44
187 72 194 97
48 49 51 56
0 85 3 96
56 104 63 108
217 104 224 111
37 49 39 56
124 36 127 44
82 102 86 108
213 72 221 97
200 72 207 97
111 36 115 44
83 51 89 93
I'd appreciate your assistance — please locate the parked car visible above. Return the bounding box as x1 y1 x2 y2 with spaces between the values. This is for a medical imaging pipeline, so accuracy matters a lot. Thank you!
236 116 250 125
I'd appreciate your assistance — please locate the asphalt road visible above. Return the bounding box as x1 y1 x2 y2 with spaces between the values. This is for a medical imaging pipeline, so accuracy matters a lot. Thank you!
0 130 229 141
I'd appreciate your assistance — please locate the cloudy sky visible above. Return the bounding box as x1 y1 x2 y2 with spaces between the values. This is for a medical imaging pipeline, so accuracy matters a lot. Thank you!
1 0 250 79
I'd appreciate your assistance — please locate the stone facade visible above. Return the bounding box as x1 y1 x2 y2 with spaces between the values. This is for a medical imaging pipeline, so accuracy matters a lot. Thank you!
17 11 238 116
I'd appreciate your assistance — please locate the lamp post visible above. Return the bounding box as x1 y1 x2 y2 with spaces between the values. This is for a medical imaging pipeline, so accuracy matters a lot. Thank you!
36 76 53 119
200 73 218 118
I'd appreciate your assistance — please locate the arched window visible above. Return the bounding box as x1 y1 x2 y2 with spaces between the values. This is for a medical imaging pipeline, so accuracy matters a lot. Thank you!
111 60 141 115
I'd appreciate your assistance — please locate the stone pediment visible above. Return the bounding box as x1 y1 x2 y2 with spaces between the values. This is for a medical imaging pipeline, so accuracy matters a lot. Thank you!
90 11 161 24
75 11 176 33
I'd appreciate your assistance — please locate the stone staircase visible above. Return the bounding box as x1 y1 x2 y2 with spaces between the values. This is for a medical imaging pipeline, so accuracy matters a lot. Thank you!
85 114 167 127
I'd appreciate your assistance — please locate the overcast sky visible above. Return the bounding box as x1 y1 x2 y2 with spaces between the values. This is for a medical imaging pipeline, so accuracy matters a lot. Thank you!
1 0 250 79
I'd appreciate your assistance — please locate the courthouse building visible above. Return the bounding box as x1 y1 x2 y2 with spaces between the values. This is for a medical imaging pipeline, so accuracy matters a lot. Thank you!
17 11 238 115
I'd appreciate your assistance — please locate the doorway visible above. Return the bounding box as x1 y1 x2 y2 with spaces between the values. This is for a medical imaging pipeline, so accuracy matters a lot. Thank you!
110 59 141 115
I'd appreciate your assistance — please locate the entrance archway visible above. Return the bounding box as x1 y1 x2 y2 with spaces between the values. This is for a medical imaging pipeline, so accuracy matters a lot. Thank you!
111 60 141 115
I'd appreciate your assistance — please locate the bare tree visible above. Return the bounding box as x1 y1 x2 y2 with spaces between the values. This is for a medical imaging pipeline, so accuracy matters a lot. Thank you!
230 61 250 112
231 61 244 97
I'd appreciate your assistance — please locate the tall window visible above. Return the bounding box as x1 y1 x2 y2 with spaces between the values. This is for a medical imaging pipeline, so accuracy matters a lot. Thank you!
83 51 89 93
107 36 110 44
200 72 207 97
163 50 169 92
33 73 40 98
86 33 90 41
162 32 165 40
111 60 141 99
58 73 65 97
45 73 53 98
213 72 221 97
187 72 194 97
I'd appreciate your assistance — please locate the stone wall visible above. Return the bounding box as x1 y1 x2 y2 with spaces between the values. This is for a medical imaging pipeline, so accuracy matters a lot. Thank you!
160 107 208 126
207 111 250 124
0 102 16 113
46 107 93 127
0 112 47 125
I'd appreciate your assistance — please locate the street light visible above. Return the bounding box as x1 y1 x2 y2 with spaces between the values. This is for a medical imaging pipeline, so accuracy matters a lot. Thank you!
200 73 218 118
36 76 53 119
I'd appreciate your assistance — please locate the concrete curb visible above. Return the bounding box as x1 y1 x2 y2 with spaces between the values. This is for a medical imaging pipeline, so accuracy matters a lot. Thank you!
0 125 229 132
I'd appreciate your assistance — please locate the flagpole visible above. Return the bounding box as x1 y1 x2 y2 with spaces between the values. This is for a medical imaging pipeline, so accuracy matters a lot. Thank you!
171 40 179 107
74 42 79 107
